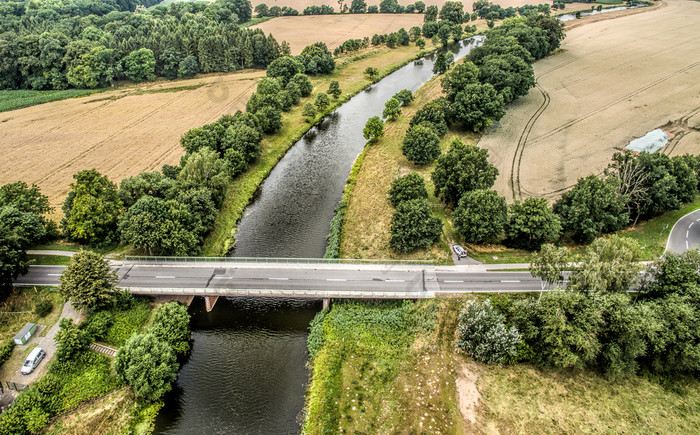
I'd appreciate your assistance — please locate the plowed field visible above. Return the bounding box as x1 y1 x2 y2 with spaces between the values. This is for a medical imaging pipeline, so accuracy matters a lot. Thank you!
477 0 700 202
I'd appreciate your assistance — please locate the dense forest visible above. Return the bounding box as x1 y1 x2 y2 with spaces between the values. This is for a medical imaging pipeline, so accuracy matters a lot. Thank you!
0 0 285 90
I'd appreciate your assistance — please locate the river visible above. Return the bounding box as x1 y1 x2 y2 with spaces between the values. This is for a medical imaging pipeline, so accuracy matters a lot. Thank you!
154 37 482 434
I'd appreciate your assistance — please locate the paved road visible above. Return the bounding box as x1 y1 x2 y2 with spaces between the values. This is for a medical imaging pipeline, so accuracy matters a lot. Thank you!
665 208 700 254
16 263 546 298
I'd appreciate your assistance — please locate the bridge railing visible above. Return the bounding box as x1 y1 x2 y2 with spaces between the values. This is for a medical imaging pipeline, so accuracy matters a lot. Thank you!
124 256 434 265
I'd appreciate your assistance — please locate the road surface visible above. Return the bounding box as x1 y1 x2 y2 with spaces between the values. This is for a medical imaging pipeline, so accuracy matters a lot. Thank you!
665 208 700 254
16 263 548 298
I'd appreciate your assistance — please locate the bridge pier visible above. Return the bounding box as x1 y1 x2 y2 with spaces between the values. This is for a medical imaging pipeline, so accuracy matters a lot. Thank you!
322 298 331 310
204 295 219 312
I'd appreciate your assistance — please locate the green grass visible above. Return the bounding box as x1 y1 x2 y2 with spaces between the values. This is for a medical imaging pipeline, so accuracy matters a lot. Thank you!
594 0 623 4
27 254 71 266
618 196 700 260
0 287 63 340
0 89 104 112
202 43 438 255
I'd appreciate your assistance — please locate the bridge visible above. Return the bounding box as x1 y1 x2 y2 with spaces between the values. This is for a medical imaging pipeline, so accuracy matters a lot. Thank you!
15 258 546 311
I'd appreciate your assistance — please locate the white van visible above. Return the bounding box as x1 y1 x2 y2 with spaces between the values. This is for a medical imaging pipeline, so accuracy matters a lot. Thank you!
20 347 45 375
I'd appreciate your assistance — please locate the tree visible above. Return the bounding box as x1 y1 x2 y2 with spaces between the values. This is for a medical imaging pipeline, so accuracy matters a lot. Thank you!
297 42 335 74
256 106 283 133
266 56 304 86
0 181 53 238
222 124 262 163
59 250 117 310
409 98 450 137
349 0 367 13
432 139 499 207
363 116 384 143
504 198 561 250
553 175 629 243
393 89 414 106
178 55 199 79
177 147 229 206
290 73 313 97
390 199 442 252
424 5 438 22
456 300 521 364
451 82 506 132
364 66 379 80
382 97 401 121
314 92 330 111
439 1 464 24
453 189 507 243
437 22 453 47
643 250 700 301
477 53 535 104
327 80 342 99
0 226 28 300
416 37 426 50
414 1 426 13
379 0 399 13
422 21 439 38
62 169 123 247
568 236 644 293
433 52 448 74
441 61 479 102
402 123 441 165
115 333 178 402
254 3 269 17
388 173 428 207
302 102 317 120
149 302 191 355
122 48 156 83
529 243 568 293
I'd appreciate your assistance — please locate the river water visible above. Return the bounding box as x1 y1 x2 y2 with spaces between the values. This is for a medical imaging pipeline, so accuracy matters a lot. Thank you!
154 38 482 434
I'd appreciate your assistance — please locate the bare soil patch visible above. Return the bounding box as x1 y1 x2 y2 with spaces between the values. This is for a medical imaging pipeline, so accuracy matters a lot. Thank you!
477 0 700 202
0 71 264 218
456 362 481 425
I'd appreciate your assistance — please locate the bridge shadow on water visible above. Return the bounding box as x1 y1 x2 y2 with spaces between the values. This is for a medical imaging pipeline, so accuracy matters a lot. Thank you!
154 297 321 434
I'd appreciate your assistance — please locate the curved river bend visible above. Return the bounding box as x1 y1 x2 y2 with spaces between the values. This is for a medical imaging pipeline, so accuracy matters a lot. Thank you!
155 38 482 434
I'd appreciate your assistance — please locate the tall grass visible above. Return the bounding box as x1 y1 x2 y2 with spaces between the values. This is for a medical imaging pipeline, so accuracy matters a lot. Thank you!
0 89 103 112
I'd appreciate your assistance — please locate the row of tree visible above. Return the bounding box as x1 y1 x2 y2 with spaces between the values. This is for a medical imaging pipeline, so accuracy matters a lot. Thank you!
1 0 286 90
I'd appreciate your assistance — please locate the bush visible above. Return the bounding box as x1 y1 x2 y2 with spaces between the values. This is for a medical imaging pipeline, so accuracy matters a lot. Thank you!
388 173 428 207
148 302 191 355
0 339 15 368
456 300 521 364
55 318 91 362
34 300 53 318
81 310 114 341
307 309 328 359
115 333 178 402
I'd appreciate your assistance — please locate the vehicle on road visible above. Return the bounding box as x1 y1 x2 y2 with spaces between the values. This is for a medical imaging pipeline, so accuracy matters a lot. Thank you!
21 347 45 375
453 245 467 259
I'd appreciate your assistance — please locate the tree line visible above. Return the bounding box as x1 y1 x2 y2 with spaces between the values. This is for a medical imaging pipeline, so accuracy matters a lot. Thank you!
458 241 700 379
0 0 287 90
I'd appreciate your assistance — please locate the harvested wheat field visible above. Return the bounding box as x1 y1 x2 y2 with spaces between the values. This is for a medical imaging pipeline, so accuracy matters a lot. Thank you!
0 71 264 217
478 0 700 202
253 14 424 54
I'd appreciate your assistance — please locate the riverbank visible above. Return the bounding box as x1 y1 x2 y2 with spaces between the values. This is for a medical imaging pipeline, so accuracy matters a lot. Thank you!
202 40 441 256
303 297 700 433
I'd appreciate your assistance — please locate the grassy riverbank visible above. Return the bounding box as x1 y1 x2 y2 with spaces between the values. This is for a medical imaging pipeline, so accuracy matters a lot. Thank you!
201 41 439 256
303 297 700 433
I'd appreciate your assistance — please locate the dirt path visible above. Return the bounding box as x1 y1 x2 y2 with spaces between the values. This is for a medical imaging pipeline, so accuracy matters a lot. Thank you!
478 0 700 202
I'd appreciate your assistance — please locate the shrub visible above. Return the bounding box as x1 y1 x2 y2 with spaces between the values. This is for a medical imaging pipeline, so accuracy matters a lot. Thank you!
115 333 178 402
388 173 428 207
393 89 414 106
456 300 521 364
81 310 114 341
307 309 328 359
148 302 191 355
34 300 53 318
55 318 91 362
363 116 384 142
0 339 15 368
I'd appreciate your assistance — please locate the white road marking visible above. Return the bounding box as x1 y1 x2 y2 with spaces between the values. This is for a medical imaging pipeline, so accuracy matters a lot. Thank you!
385 279 405 282
269 277 289 280
47 273 61 276
444 280 464 283
213 276 232 280
687 231 690 238
687 240 690 249
501 280 521 283
326 278 347 282
690 222 695 228
156 276 176 279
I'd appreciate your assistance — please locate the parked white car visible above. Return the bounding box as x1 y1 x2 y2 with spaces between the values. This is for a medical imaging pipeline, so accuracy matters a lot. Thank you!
20 347 45 375
453 245 467 259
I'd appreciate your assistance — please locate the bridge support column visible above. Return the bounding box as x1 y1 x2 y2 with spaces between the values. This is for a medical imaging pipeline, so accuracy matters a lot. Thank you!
204 295 219 312
322 298 331 310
